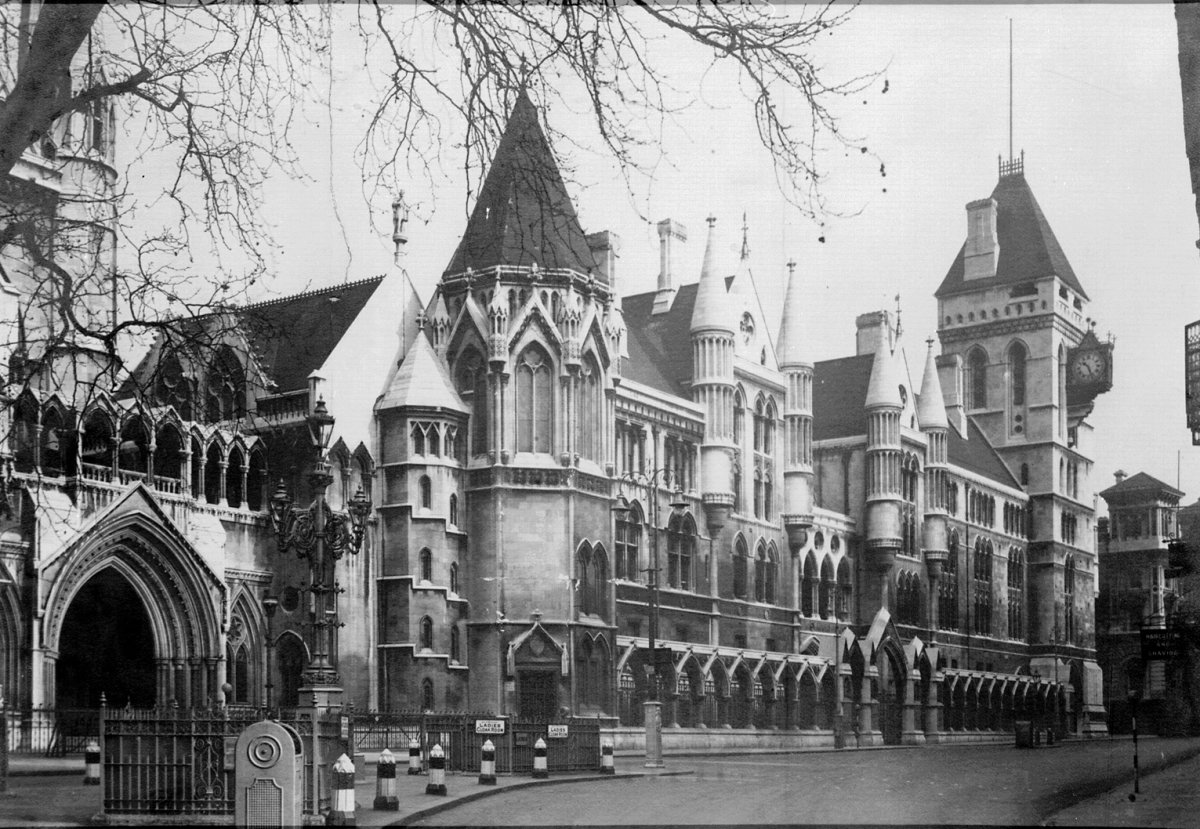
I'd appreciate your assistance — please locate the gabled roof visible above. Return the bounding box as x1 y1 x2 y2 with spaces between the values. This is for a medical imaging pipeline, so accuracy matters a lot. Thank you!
239 277 385 392
813 351 1020 489
1099 471 1184 501
935 172 1088 301
442 91 597 279
622 283 698 398
375 329 467 414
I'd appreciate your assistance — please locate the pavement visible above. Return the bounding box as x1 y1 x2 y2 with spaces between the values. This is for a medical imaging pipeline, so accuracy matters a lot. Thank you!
0 738 1196 826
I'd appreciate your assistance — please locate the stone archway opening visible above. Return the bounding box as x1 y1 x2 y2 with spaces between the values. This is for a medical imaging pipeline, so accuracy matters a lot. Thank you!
57 568 156 709
878 645 905 746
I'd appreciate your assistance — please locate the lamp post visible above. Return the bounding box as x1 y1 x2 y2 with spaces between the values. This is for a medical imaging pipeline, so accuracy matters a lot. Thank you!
263 594 279 712
1128 688 1141 799
268 397 371 709
611 469 687 769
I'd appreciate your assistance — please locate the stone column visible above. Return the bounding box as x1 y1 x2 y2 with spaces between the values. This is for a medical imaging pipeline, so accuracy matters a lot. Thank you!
901 675 925 745
180 447 192 498
857 673 875 746
924 674 943 742
217 459 229 507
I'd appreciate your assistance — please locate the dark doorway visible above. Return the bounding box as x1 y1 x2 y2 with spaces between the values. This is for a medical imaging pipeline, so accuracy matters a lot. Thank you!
276 633 307 708
57 568 156 708
518 670 558 721
878 648 905 746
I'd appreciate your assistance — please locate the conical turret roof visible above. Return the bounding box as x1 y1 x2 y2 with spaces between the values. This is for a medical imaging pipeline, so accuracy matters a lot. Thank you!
916 340 949 430
376 330 467 414
776 260 809 368
443 91 597 279
690 218 733 334
864 340 903 410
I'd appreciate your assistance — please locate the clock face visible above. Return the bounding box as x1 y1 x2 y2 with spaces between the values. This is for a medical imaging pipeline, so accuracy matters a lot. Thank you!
1071 349 1105 383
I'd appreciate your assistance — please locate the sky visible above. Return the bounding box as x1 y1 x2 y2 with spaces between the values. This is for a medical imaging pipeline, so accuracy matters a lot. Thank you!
170 3 1199 514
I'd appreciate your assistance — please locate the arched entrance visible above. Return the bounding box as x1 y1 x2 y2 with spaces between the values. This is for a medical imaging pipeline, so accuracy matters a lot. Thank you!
275 632 307 708
878 645 905 746
57 569 156 708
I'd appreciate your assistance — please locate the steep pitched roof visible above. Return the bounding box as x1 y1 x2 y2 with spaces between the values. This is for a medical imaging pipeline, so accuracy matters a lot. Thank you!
916 344 949 430
813 351 1020 489
621 283 699 398
947 419 1021 489
443 91 597 279
239 277 385 392
376 330 467 414
690 220 734 334
935 172 1088 301
1099 471 1184 500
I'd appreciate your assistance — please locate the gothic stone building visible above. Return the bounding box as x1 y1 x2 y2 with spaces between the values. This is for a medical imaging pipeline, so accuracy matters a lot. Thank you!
0 90 1114 746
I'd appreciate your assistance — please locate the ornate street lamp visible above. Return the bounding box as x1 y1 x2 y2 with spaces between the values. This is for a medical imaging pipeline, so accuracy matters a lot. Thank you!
263 593 279 711
612 469 687 769
268 397 371 707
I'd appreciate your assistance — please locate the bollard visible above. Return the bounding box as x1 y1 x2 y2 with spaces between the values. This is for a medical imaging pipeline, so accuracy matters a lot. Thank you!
373 747 398 811
425 744 447 796
327 754 356 826
532 737 548 779
408 737 422 775
478 739 497 785
83 740 101 786
599 739 614 775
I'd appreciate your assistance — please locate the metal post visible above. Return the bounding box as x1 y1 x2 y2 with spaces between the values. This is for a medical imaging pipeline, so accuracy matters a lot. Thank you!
1130 691 1140 798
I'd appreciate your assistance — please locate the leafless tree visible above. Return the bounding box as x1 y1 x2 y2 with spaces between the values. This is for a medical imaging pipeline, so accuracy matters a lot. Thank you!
0 1 876 417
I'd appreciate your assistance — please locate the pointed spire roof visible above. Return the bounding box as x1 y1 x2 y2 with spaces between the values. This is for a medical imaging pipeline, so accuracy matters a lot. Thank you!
690 216 733 334
865 340 903 410
936 169 1088 300
443 91 598 279
916 339 949 430
777 259 809 368
376 331 467 414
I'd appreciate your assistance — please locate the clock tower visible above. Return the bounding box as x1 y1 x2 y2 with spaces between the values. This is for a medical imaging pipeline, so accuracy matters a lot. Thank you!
934 156 1113 734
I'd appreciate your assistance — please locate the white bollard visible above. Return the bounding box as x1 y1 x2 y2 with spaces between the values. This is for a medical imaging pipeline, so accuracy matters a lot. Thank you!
600 739 615 775
425 744 447 796
83 740 101 786
532 737 548 779
407 737 422 775
478 739 497 785
328 754 356 826
373 747 398 811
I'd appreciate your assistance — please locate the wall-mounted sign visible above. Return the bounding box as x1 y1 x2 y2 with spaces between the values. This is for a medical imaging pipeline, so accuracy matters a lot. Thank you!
475 719 506 735
548 724 568 738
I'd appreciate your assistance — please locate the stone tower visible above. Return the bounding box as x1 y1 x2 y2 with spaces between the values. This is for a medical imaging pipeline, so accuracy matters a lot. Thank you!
934 157 1112 733
777 259 815 553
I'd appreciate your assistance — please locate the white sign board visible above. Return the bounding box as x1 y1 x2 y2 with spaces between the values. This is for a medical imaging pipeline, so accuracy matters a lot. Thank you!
475 719 506 735
547 724 569 738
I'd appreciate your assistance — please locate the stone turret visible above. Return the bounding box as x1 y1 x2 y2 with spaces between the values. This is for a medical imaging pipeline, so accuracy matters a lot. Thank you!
690 216 735 533
864 334 904 582
917 339 950 588
777 259 814 552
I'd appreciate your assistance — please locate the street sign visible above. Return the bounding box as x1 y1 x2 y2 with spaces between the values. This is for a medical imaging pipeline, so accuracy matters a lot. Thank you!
547 724 569 738
1141 627 1185 661
475 719 506 735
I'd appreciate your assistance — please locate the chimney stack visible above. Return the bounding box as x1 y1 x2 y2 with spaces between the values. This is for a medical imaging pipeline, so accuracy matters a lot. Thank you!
936 353 967 436
653 219 686 315
855 310 894 356
587 231 621 294
964 197 999 280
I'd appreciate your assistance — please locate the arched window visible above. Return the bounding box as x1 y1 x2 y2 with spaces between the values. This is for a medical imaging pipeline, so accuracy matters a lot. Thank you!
449 493 458 526
615 501 642 581
754 469 764 519
901 454 919 556
516 345 553 453
819 557 835 619
412 423 425 456
801 553 817 616
591 545 610 620
667 513 696 591
836 557 852 620
419 616 434 651
733 536 749 600
897 571 921 625
968 347 988 410
449 562 459 595
1008 547 1025 639
754 542 767 602
234 645 249 704
455 348 489 457
419 475 432 510
1064 555 1076 644
449 627 461 664
1020 463 1030 487
156 351 192 419
764 543 778 605
419 548 433 583
972 537 993 635
206 346 245 422
1009 341 1028 408
421 678 435 711
577 543 594 616
734 390 745 448
579 354 603 461
940 530 960 631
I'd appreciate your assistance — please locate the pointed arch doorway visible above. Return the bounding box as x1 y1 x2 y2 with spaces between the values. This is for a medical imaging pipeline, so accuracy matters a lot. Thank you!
878 644 905 746
56 568 156 708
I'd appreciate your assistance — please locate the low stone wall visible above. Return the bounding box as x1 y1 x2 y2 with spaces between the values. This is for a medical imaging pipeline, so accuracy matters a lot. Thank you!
605 726 1015 754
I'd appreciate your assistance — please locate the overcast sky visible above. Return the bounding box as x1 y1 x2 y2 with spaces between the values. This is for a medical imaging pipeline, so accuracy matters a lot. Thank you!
196 3 1198 514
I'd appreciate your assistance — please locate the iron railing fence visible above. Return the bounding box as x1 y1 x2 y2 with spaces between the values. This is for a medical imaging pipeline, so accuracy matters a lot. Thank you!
3 707 100 756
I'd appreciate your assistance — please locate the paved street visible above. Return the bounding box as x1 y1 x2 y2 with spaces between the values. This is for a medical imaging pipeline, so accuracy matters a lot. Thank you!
406 737 1200 826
